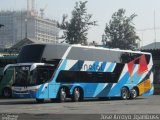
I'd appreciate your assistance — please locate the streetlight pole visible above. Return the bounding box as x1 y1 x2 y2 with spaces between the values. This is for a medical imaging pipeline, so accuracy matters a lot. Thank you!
154 10 156 48
102 34 106 45
0 24 4 47
25 19 28 38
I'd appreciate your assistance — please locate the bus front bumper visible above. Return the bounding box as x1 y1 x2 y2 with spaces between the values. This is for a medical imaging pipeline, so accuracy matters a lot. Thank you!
12 90 37 98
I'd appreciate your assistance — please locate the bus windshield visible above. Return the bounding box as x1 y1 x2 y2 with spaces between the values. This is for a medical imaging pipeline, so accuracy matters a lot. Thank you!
13 65 56 86
14 66 30 86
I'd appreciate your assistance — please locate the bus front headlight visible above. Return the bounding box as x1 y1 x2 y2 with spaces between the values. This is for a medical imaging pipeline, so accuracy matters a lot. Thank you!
30 89 37 92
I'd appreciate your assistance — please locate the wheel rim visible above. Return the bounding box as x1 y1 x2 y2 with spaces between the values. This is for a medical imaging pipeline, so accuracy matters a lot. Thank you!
131 89 137 98
60 88 66 101
122 88 128 99
74 88 80 101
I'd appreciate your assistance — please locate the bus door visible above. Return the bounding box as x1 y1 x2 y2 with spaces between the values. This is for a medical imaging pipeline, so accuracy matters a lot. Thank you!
36 66 55 98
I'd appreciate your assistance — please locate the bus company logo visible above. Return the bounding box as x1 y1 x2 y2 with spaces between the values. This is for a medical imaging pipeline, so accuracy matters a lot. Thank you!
83 63 104 71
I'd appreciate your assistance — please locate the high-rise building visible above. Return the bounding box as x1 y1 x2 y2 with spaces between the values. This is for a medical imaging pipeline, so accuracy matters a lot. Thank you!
0 10 59 48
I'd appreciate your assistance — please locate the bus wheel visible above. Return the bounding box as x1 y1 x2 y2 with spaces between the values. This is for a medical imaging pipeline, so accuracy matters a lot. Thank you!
3 87 12 98
121 87 129 100
130 88 138 99
72 87 83 102
58 87 67 102
36 98 44 103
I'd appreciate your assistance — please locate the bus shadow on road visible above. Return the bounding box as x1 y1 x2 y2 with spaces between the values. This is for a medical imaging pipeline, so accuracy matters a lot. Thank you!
77 97 147 102
0 98 37 105
0 97 147 105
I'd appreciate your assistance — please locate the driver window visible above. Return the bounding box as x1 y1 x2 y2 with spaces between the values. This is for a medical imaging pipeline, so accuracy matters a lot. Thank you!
36 66 55 84
37 68 49 84
40 71 48 83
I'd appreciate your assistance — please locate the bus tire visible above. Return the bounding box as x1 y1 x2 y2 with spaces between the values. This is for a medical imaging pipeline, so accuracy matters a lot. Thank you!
36 98 44 103
130 87 138 99
58 87 67 102
2 87 12 98
72 87 83 102
121 87 129 100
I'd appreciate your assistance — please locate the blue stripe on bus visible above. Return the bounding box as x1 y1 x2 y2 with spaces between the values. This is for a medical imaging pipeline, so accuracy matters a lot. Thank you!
93 61 110 97
96 83 113 97
78 60 84 70
84 61 100 97
107 63 115 72
69 60 78 71
83 83 98 97
100 61 107 72
90 61 99 71
69 60 84 71
108 72 129 96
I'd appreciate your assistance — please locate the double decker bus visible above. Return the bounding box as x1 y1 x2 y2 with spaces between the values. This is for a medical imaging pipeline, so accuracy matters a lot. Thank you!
4 44 153 102
0 55 17 97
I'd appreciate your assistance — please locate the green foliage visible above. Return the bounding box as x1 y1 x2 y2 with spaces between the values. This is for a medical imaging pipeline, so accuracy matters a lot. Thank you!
103 9 139 50
58 1 96 45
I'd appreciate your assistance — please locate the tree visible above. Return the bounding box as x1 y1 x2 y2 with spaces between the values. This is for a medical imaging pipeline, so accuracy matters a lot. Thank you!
103 9 139 50
58 1 97 45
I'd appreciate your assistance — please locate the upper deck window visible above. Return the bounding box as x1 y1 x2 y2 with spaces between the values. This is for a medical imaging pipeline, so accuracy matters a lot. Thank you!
17 44 45 63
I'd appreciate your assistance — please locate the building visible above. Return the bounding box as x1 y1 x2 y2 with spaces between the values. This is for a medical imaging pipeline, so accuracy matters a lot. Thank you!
0 10 59 48
10 37 44 52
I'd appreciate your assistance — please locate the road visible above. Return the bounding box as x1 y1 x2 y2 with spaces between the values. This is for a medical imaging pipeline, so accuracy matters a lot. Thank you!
0 95 160 120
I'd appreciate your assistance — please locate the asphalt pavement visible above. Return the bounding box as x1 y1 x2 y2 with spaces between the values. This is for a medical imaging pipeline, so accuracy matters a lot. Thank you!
0 95 160 120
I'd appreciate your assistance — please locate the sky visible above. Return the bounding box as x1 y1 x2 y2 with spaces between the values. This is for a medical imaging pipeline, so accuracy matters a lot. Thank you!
0 0 160 47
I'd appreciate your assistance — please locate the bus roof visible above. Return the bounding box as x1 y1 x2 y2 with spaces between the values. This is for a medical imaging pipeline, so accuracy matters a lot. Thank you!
25 43 151 55
71 44 151 55
14 43 153 66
